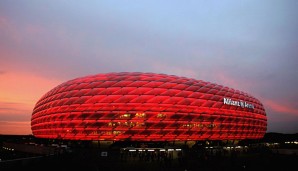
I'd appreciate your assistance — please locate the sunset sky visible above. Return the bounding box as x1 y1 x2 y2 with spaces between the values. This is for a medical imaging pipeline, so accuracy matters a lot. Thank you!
1 0 297 135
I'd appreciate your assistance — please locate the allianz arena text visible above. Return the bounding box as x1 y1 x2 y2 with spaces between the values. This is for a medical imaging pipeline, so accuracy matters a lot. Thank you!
31 72 267 141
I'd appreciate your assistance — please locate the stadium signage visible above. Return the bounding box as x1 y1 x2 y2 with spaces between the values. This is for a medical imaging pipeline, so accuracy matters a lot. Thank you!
223 98 254 109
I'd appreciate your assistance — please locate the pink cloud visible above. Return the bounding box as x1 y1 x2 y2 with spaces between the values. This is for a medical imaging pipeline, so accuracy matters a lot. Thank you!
216 72 239 88
0 15 22 44
264 99 298 116
151 62 198 79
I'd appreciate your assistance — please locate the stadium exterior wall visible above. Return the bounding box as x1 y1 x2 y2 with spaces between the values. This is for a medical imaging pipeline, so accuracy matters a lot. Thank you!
31 72 267 141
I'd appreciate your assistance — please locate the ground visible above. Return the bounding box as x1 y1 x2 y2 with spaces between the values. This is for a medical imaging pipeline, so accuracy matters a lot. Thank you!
1 147 298 171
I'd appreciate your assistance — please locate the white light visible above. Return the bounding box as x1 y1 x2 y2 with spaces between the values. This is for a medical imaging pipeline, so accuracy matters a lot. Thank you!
176 149 182 151
148 150 154 151
129 150 136 152
168 149 174 151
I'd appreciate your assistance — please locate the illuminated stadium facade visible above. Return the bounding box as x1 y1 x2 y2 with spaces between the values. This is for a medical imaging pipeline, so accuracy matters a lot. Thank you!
31 72 267 141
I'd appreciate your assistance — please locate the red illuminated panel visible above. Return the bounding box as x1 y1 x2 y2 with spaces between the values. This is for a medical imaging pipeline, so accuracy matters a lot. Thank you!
31 72 267 141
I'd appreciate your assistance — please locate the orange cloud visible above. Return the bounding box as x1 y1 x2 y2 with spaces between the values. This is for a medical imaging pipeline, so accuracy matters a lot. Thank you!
0 121 31 135
0 71 62 104
0 71 62 134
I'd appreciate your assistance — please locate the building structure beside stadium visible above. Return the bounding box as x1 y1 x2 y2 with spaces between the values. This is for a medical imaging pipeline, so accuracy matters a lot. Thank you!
31 72 267 141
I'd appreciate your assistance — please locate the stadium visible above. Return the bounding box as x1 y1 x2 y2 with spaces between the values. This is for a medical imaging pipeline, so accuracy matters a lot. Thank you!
31 72 267 141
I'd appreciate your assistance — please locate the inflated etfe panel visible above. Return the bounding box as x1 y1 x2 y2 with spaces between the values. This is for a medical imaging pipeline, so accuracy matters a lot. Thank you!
31 72 267 141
